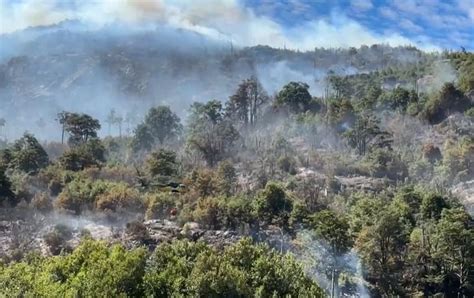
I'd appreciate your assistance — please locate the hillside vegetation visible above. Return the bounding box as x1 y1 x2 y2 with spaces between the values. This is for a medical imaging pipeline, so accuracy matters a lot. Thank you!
0 39 473 297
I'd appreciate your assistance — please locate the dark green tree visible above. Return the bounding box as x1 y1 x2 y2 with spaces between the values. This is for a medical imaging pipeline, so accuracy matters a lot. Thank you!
433 208 474 297
275 82 312 113
0 165 14 205
59 112 101 146
144 106 182 145
59 139 105 171
56 111 71 144
256 182 292 225
356 207 408 296
131 123 154 152
145 149 178 177
131 106 181 152
328 75 352 99
10 133 49 174
380 87 417 111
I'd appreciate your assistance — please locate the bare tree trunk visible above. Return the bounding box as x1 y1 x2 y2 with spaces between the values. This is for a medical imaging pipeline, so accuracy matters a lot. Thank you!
331 269 335 298
61 126 65 144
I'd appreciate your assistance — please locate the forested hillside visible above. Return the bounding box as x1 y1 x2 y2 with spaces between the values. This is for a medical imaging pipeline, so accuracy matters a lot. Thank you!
0 21 440 140
0 22 473 298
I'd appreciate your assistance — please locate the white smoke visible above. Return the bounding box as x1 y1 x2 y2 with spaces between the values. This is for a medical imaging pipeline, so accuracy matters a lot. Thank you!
0 0 440 51
295 230 369 297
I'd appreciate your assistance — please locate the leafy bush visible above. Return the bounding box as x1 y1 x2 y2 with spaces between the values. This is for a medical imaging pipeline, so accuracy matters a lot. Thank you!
363 148 408 180
256 182 293 226
421 83 471 124
55 177 142 214
146 149 179 177
145 192 178 220
442 137 473 183
143 238 323 297
43 224 72 255
59 139 106 171
0 239 323 297
192 196 225 229
95 182 142 212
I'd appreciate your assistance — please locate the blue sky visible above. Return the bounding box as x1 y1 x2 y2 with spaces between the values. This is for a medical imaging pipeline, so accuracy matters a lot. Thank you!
244 0 473 50
1 0 473 51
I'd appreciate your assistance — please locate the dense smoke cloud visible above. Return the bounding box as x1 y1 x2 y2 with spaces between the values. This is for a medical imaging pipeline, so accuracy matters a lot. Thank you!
0 0 439 51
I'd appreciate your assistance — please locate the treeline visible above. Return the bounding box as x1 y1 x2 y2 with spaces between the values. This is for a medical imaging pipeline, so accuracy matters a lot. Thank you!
0 51 473 297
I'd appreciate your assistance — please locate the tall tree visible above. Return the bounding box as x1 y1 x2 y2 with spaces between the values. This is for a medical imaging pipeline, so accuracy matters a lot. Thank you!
356 208 408 296
106 109 124 137
115 114 123 137
57 112 101 146
106 109 117 135
433 208 474 297
226 77 269 127
131 123 154 153
187 101 239 167
0 118 5 140
310 210 353 298
56 111 71 144
132 106 181 153
143 106 182 145
343 113 392 155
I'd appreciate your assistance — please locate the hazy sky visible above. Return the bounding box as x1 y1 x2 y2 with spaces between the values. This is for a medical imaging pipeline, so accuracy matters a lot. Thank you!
1 0 473 50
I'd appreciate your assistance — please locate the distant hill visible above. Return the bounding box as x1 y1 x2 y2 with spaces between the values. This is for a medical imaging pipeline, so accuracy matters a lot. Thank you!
0 21 433 139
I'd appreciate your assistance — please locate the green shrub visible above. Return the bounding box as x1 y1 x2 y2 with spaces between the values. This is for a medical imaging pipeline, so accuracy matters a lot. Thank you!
143 238 324 297
55 177 142 214
0 239 323 297
256 182 293 226
146 149 178 177
145 192 177 220
95 182 142 212
363 148 408 180
8 133 49 174
464 107 474 118
59 139 106 171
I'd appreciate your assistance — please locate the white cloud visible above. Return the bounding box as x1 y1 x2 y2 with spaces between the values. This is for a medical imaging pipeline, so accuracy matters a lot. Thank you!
399 19 423 32
351 0 374 11
458 0 474 22
379 6 398 20
0 0 74 32
388 0 473 29
0 0 440 51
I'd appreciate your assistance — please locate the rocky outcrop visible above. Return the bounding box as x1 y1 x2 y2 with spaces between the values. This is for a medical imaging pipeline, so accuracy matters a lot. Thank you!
335 175 391 193
451 180 474 215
